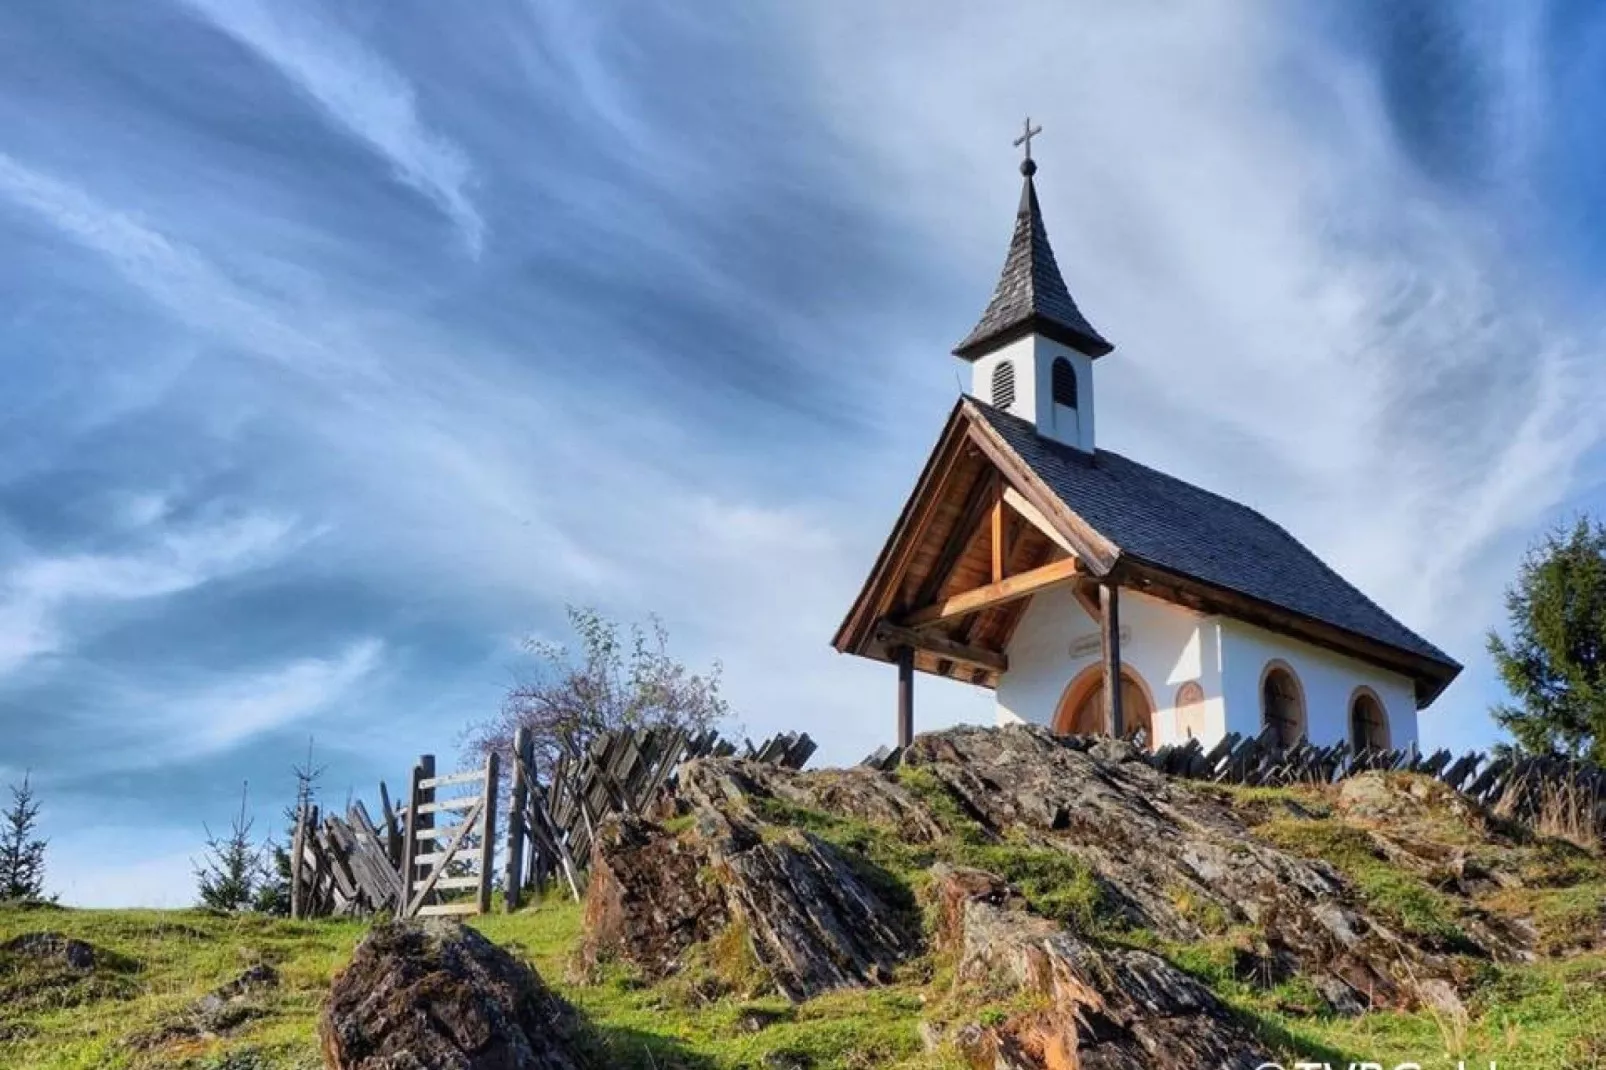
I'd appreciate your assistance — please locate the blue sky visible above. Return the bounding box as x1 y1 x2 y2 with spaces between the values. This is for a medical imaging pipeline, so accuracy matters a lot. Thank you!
4 2 1606 905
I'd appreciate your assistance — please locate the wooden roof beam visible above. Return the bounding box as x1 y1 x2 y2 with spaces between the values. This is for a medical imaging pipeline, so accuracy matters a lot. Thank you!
900 556 1082 630
875 622 1008 675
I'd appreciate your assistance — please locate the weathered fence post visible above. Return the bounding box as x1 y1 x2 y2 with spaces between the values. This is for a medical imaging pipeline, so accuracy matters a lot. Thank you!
504 727 530 912
289 802 307 920
478 750 500 915
397 758 426 920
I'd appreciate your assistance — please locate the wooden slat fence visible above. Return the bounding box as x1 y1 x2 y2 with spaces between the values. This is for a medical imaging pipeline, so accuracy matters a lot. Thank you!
502 727 815 909
290 728 815 917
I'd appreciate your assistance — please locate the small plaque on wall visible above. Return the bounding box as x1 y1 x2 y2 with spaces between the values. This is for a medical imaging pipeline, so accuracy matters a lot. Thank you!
1069 627 1130 659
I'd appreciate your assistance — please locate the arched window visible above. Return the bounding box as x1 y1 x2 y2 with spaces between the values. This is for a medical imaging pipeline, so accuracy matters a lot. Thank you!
991 360 1016 409
1350 689 1390 752
1051 357 1078 409
1174 681 1207 741
1260 662 1305 749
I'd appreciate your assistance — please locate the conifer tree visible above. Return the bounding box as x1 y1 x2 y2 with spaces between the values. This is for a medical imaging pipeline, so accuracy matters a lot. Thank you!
1489 517 1606 763
0 773 48 900
194 781 265 912
256 740 323 915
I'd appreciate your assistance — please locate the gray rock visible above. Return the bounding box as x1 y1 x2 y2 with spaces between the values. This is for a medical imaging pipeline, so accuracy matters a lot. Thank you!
320 920 594 1070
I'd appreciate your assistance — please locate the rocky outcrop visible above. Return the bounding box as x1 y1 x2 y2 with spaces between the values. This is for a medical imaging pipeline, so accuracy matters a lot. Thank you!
582 800 920 1000
574 723 1573 1068
932 865 1272 1070
320 920 593 1070
900 726 1519 1010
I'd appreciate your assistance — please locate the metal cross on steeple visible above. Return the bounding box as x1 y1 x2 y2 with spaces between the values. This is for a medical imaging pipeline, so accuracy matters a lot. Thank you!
1013 118 1042 162
1013 117 1042 176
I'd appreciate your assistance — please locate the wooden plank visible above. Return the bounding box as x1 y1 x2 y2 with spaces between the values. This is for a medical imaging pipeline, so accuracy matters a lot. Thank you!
1102 582 1123 740
348 801 404 908
902 556 1082 629
414 826 462 842
504 728 530 912
434 875 484 891
289 802 307 920
478 750 499 915
318 820 359 901
964 415 1118 572
1001 486 1078 557
416 796 481 815
874 621 1007 674
405 795 485 918
419 770 486 790
378 781 402 868
417 901 483 917
990 485 1005 583
897 646 914 748
908 471 1000 614
397 761 425 920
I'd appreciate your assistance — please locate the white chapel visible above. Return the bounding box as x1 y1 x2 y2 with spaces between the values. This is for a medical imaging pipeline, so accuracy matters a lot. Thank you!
833 132 1461 754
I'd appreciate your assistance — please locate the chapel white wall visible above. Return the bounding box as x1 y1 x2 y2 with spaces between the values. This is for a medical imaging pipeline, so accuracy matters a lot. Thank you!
995 585 1223 746
994 585 1419 752
1216 618 1419 751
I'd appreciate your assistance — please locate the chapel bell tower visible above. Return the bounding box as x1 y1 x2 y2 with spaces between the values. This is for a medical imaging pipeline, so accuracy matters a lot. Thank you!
953 120 1113 453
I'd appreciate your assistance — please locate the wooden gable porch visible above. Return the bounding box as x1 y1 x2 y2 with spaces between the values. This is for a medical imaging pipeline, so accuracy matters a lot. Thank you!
833 401 1129 747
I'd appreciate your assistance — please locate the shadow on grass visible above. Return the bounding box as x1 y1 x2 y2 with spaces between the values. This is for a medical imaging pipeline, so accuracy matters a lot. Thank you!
582 1023 721 1070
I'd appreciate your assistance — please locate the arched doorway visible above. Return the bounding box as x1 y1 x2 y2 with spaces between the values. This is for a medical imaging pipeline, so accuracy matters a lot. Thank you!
1054 664 1156 748
1349 688 1390 752
1260 661 1305 749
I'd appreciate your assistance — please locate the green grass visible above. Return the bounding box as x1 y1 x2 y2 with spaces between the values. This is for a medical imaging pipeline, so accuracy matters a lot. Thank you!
10 900 1595 1070
1256 818 1476 950
2 767 1602 1069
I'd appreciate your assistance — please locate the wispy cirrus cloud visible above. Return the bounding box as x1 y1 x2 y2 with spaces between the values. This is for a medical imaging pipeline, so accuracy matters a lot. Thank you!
161 636 385 759
0 511 304 677
174 0 484 252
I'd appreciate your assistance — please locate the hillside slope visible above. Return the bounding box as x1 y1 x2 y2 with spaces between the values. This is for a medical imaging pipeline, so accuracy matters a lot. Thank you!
3 725 1603 1069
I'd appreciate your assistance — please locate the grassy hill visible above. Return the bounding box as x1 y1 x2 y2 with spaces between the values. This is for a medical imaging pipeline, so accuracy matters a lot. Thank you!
3 764 1604 1070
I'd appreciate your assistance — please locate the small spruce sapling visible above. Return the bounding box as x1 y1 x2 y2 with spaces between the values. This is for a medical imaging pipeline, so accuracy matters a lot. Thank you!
0 773 49 901
194 781 266 912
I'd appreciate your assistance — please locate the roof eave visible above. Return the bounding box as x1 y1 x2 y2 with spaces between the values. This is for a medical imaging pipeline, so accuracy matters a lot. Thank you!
1119 556 1462 711
952 315 1114 362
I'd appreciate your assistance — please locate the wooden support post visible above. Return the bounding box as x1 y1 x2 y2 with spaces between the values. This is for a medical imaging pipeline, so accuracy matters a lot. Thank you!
379 780 402 867
1101 583 1124 739
504 728 530 912
896 646 915 749
289 802 307 920
478 750 499 916
417 755 436 851
397 760 425 920
990 484 1006 583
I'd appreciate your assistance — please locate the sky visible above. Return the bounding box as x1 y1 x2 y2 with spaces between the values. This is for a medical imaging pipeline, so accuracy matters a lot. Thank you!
3 2 1606 906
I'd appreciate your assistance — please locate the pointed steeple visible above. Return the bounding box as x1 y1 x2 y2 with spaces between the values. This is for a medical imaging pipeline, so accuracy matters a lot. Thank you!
952 155 1112 361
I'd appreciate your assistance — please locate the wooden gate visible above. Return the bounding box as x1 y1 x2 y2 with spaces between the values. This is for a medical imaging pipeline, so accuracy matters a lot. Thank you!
397 751 499 919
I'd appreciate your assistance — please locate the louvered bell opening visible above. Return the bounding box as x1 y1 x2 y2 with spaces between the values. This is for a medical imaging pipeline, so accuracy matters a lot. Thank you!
1051 356 1078 409
991 360 1016 410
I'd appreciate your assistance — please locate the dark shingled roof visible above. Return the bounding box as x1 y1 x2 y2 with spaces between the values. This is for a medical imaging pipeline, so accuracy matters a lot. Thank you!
953 172 1113 360
969 399 1460 674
